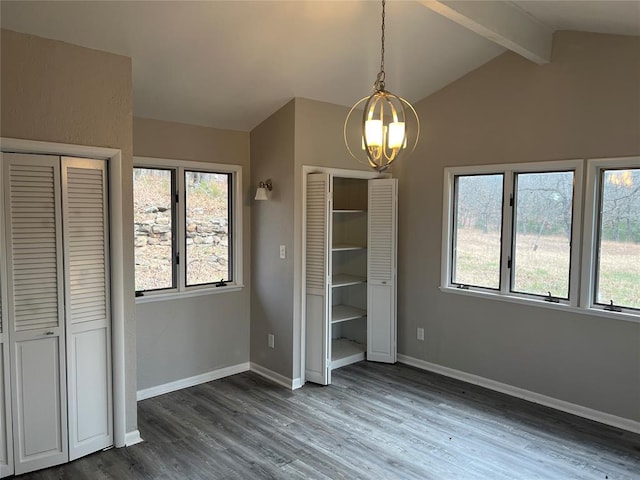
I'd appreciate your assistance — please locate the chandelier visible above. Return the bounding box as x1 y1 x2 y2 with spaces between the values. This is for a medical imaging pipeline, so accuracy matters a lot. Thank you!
344 0 420 172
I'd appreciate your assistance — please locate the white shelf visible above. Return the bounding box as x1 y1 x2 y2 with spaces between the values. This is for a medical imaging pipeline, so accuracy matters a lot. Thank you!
332 244 366 252
332 274 366 288
331 304 366 324
331 338 365 369
333 209 366 214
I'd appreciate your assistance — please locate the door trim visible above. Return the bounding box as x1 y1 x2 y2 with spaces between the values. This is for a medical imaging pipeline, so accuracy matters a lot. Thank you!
0 138 128 448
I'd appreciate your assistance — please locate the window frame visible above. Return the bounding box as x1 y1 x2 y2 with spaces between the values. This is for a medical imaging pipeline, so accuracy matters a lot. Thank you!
581 156 639 315
442 159 584 307
134 156 243 302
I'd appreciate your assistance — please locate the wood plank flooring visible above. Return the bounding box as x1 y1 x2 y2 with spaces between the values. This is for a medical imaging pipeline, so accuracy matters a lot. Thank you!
18 362 640 479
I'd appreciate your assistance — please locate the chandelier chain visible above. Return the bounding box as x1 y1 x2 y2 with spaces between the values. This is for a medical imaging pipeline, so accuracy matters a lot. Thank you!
375 0 386 92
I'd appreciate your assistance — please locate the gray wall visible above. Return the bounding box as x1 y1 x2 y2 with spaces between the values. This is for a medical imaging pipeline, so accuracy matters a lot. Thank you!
394 31 640 422
292 98 373 380
0 28 138 433
249 98 372 381
133 117 251 390
250 100 296 377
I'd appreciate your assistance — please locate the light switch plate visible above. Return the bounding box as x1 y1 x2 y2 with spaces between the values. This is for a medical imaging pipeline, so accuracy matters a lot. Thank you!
279 245 286 259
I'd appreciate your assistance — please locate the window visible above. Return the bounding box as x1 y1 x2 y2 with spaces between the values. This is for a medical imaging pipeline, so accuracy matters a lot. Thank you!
451 174 504 290
134 157 242 298
584 158 640 314
184 170 232 287
444 160 583 306
445 157 640 320
511 170 575 299
134 167 176 291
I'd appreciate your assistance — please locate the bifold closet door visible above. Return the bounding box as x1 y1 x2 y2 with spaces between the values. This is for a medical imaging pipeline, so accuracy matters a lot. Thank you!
367 178 397 363
62 157 112 460
305 173 331 385
3 154 69 475
0 156 14 478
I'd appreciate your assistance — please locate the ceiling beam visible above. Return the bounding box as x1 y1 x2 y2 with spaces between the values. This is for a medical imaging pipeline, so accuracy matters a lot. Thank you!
419 0 553 64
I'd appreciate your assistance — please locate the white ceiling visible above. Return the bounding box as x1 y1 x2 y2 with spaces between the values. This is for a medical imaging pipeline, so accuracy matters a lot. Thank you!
2 1 638 132
513 1 640 37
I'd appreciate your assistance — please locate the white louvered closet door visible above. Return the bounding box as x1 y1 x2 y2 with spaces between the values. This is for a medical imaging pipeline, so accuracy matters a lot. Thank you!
62 158 112 460
305 173 331 385
367 178 397 363
0 155 14 478
3 153 69 475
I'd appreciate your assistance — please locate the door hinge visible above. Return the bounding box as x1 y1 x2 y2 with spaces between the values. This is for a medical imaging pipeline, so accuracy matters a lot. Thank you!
176 252 180 265
175 192 179 203
509 194 514 207
507 256 512 269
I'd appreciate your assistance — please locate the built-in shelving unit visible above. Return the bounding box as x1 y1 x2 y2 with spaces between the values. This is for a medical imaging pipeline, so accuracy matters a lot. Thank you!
329 177 369 370
305 172 397 386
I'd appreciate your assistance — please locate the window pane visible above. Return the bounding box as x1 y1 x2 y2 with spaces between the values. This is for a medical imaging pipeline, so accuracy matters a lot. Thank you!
134 168 174 291
595 168 640 310
185 171 231 286
512 171 574 298
452 174 503 289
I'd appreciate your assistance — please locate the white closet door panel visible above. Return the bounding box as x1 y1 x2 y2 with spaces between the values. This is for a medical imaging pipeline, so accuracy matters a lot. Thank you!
305 294 330 385
367 178 397 364
305 173 331 385
67 325 111 459
13 337 67 474
306 173 330 294
367 284 396 363
6 158 64 334
64 161 109 327
368 179 397 285
4 154 68 475
62 158 113 460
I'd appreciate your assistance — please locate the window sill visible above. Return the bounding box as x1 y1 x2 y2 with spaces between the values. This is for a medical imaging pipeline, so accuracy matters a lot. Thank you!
135 284 244 304
439 286 640 325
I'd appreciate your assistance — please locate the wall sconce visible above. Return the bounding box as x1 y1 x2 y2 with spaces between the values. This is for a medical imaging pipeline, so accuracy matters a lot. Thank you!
255 179 273 201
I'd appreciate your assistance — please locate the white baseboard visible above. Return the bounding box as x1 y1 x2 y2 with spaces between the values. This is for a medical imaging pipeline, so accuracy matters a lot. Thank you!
250 362 301 390
136 362 250 401
124 430 144 447
397 354 640 435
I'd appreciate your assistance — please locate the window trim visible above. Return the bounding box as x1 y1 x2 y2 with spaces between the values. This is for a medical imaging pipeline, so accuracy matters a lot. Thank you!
580 156 639 315
134 156 243 301
442 159 585 307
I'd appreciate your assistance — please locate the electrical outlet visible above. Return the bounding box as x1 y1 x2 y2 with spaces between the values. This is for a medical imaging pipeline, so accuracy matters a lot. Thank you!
268 334 275 349
279 245 286 259
417 328 425 341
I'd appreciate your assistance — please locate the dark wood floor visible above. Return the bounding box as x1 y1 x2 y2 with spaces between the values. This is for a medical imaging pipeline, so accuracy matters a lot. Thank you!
17 361 640 479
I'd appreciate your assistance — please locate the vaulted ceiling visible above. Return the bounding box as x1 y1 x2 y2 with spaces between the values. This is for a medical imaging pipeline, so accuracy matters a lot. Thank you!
2 1 638 131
